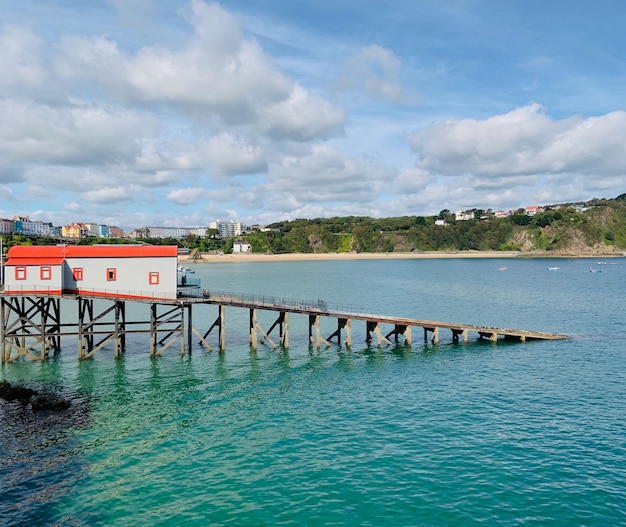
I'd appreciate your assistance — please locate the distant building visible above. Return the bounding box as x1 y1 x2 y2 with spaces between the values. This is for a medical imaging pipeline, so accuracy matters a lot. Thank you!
0 218 15 234
14 216 51 237
233 241 251 254
62 223 90 239
213 220 242 239
131 226 209 240
525 206 543 216
455 211 474 221
435 219 447 226
109 226 124 238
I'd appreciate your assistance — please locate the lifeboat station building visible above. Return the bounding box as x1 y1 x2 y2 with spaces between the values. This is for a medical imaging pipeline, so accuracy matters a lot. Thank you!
3 245 179 300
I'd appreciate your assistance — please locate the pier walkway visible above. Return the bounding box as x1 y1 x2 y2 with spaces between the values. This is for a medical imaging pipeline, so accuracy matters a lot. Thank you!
0 288 570 363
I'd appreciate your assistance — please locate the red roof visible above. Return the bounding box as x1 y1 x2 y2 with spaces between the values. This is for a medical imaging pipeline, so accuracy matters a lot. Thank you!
6 245 178 266
6 257 65 266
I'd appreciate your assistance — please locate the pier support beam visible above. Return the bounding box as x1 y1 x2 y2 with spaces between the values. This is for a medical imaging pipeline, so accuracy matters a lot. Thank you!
1 296 61 363
479 331 498 342
78 299 128 359
452 328 469 343
149 303 185 357
250 308 258 350
326 318 352 348
424 326 439 343
309 315 330 350
385 324 412 345
261 311 288 349
200 304 226 352
366 321 392 347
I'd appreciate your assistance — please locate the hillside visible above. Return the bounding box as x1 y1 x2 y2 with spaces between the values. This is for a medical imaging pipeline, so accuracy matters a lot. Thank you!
3 196 625 257
241 195 626 256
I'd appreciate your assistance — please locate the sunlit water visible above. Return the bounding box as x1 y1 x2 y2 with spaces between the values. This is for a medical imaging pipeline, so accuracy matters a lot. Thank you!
1 257 625 526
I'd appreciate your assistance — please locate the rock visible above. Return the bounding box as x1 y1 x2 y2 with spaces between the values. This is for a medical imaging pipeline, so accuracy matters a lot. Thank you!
0 380 38 402
31 394 71 411
0 380 70 411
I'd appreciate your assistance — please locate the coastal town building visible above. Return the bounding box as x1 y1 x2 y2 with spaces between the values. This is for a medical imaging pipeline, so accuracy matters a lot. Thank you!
62 223 90 239
13 216 52 237
210 220 242 239
0 218 15 234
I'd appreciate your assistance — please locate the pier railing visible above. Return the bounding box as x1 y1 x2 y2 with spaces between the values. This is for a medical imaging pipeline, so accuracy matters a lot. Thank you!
199 289 362 315
1 285 178 301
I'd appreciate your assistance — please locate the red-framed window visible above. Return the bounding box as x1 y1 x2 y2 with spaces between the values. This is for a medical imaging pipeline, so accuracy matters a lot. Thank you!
106 268 117 281
73 268 83 281
40 266 52 280
15 266 27 280
148 272 160 285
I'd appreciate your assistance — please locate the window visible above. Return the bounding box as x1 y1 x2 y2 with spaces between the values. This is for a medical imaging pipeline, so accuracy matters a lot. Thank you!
40 266 52 280
15 266 27 280
106 268 117 281
148 272 160 285
73 268 83 281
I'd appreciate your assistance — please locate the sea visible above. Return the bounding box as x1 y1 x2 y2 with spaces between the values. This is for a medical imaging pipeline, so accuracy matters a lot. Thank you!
1 257 625 526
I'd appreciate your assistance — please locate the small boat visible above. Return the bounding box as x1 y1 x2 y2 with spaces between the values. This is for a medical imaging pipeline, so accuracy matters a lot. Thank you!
498 266 507 271
590 268 605 273
547 266 560 271
177 265 194 274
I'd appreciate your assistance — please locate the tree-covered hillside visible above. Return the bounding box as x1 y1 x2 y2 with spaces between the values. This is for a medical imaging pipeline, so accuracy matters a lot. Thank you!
2 196 625 256
242 196 626 255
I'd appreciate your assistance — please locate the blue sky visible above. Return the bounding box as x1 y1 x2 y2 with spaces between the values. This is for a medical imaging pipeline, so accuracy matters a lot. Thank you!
1 0 625 231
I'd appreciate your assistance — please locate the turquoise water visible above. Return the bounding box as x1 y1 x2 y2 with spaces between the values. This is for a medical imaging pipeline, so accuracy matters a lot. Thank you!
1 258 625 526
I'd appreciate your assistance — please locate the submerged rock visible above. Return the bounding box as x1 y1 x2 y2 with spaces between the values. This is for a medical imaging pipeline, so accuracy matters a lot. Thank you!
31 394 71 411
0 380 37 401
0 380 71 411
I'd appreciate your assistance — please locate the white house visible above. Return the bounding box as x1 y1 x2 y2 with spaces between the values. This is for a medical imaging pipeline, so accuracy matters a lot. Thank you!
3 245 178 300
455 210 475 221
232 241 252 254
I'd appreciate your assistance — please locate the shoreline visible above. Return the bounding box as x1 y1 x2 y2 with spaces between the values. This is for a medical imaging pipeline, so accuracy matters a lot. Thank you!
179 250 625 264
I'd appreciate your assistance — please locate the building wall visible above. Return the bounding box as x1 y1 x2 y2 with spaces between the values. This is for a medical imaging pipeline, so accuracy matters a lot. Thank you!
63 256 177 299
3 264 64 294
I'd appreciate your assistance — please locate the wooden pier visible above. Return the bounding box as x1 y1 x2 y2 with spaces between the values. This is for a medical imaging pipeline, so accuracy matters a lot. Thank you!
0 290 570 363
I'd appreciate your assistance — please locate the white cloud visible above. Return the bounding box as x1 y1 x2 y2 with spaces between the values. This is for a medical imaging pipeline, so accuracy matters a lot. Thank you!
395 168 435 193
203 133 266 176
82 186 140 204
407 103 626 178
125 2 291 121
0 26 58 101
64 201 83 212
0 99 154 165
268 144 391 203
260 86 345 141
167 187 206 205
338 45 413 103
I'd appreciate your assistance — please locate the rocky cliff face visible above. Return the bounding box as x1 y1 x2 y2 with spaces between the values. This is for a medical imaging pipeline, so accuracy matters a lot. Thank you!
508 226 624 256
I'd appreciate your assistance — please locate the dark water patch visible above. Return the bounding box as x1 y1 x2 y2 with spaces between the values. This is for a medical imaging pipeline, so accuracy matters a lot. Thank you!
0 381 92 527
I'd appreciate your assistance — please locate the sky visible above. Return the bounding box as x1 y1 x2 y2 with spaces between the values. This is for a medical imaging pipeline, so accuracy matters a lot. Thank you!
1 0 625 231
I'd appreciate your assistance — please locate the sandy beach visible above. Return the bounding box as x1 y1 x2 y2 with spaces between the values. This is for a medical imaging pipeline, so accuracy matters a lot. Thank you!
179 250 523 263
178 249 626 263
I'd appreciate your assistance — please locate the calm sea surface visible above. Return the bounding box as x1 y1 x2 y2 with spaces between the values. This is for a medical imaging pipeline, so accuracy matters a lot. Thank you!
1 257 625 526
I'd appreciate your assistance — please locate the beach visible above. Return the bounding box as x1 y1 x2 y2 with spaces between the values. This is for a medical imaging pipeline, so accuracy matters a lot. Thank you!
179 250 522 263
178 249 625 263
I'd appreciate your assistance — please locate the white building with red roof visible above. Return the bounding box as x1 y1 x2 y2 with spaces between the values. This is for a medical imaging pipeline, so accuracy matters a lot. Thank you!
3 245 178 300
